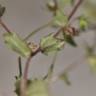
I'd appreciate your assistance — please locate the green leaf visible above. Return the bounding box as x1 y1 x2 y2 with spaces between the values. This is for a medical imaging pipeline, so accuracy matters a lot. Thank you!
78 16 88 30
53 10 68 27
3 32 32 57
26 79 49 96
40 33 65 55
63 33 77 47
87 56 96 72
14 78 49 96
59 72 71 85
0 4 6 17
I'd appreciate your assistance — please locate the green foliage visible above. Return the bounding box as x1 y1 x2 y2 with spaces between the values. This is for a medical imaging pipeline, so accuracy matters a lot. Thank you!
3 32 32 57
87 56 96 72
40 33 65 55
84 43 96 72
78 16 88 30
26 79 49 96
1 0 96 95
0 4 6 17
53 10 68 27
84 1 96 21
15 78 49 96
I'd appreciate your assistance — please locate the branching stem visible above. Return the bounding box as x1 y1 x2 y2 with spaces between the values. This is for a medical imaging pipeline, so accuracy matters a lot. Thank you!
24 20 53 41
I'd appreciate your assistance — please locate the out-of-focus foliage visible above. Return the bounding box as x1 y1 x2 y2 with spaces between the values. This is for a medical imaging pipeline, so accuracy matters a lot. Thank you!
85 43 96 72
88 55 96 72
78 16 88 30
58 0 75 9
84 0 96 22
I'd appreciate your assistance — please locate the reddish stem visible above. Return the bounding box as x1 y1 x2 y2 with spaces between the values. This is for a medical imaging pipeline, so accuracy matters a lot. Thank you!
0 19 11 33
20 47 41 96
68 0 83 21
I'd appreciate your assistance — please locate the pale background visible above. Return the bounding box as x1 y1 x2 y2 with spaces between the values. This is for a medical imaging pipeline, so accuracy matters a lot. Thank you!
0 0 96 96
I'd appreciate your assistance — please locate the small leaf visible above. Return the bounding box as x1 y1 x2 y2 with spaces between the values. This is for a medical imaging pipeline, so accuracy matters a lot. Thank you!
59 72 71 85
47 0 57 12
63 32 77 47
3 32 32 57
78 16 88 30
87 56 96 72
0 4 6 17
40 33 65 55
53 10 68 27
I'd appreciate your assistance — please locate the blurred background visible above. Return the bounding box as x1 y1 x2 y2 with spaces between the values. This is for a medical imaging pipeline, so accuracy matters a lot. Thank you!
0 0 96 96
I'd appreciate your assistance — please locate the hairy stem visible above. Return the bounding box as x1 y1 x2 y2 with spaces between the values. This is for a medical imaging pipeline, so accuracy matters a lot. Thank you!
20 47 40 96
0 19 11 33
20 55 32 96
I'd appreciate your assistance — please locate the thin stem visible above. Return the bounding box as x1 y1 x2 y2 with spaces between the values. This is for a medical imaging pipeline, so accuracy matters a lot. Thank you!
53 28 63 37
23 56 32 80
20 48 40 96
20 55 32 96
18 57 22 77
24 20 53 41
0 19 11 33
54 0 83 38
47 52 58 80
68 0 83 21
